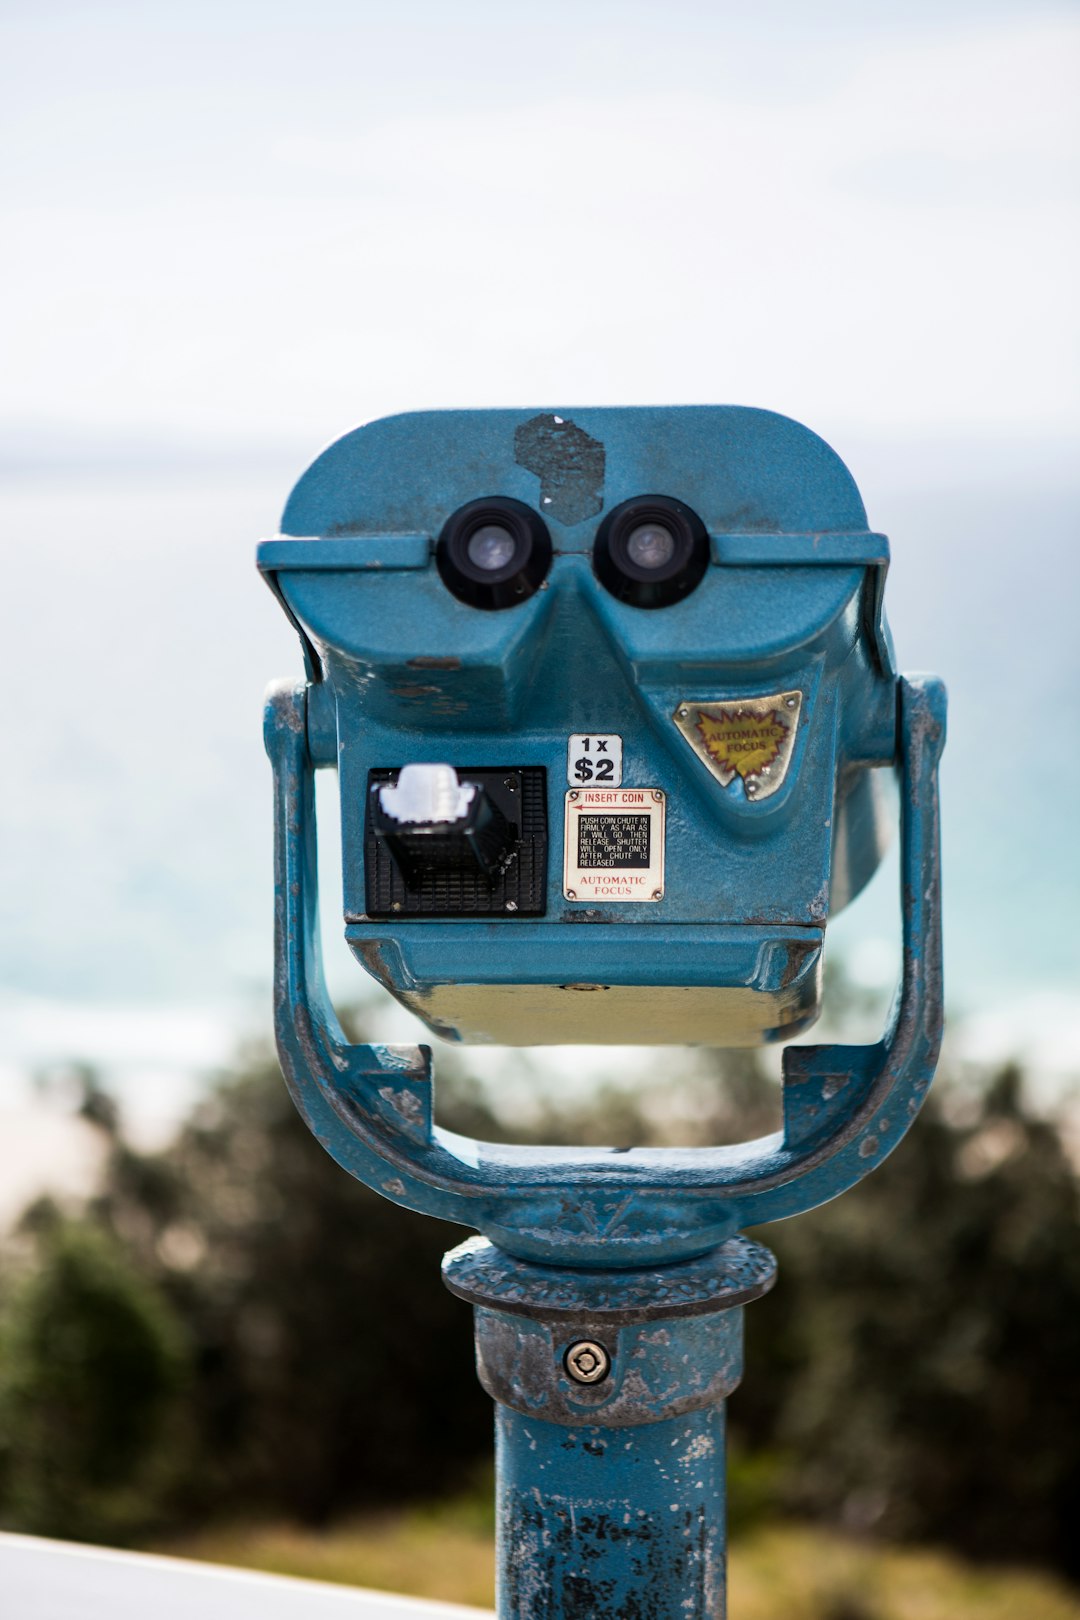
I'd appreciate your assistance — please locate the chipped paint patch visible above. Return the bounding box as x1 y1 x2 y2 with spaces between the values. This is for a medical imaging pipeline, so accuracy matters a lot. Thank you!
683 1432 716 1462
514 414 605 526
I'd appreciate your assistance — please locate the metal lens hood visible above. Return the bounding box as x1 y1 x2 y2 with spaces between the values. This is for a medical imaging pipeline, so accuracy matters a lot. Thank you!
437 496 552 610
593 494 709 609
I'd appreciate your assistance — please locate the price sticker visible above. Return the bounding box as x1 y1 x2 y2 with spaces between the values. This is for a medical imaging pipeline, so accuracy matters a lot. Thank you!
567 733 623 787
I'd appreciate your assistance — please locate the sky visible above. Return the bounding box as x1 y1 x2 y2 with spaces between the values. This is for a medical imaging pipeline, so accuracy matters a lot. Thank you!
0 1 1078 1170
3 1 1077 454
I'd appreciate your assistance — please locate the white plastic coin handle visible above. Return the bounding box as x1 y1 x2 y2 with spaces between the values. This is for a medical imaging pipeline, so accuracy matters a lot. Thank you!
378 764 477 826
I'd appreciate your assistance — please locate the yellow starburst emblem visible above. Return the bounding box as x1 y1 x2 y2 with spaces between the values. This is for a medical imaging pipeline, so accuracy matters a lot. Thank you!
696 708 787 779
672 691 802 800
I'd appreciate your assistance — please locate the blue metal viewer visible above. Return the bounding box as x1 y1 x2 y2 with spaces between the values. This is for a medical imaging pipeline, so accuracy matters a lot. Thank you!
259 406 945 1618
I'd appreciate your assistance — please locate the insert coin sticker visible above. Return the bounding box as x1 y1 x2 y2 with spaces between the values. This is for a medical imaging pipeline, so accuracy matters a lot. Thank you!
564 788 665 903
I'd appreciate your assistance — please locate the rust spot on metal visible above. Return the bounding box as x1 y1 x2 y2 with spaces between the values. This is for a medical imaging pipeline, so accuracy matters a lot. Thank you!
807 885 829 923
780 938 819 989
407 656 462 670
267 683 306 733
378 1084 425 1129
293 1002 329 1086
349 938 396 990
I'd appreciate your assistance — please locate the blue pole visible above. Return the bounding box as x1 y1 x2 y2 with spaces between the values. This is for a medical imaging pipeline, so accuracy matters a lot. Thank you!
497 1406 728 1619
443 1236 776 1620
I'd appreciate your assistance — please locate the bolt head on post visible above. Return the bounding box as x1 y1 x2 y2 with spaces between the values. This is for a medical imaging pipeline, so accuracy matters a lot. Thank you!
564 1340 611 1385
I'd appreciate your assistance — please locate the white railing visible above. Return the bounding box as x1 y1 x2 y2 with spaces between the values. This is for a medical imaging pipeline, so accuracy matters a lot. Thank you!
0 1532 495 1620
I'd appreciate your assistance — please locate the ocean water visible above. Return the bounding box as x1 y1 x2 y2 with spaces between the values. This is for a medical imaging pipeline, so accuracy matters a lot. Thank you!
1 438 1078 1152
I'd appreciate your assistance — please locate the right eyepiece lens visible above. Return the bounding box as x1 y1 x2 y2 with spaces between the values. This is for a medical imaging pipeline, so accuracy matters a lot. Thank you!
466 524 517 573
593 495 709 609
625 523 676 571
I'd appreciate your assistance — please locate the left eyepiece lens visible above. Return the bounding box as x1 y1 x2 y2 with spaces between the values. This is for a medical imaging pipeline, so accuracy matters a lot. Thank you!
466 524 517 572
437 498 552 610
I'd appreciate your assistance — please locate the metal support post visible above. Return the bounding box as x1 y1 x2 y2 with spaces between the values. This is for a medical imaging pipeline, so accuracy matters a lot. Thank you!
443 1237 776 1619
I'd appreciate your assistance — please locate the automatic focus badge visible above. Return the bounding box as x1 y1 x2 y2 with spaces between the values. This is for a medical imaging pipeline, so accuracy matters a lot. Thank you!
672 691 802 800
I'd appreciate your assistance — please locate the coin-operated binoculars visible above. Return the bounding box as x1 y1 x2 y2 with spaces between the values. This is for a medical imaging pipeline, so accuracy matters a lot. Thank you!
259 407 944 1619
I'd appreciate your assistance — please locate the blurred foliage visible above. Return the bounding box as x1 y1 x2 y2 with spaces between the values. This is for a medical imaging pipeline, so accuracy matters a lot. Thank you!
76 1041 488 1527
0 1017 1077 1586
0 1214 188 1541
744 1062 1080 1576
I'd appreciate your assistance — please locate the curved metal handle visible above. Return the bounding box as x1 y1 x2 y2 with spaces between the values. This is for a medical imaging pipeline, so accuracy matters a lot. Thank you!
265 674 945 1266
264 680 479 1226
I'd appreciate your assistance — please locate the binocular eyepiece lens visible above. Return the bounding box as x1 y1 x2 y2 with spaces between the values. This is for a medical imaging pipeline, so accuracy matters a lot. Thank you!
437 497 553 610
466 524 518 573
437 492 706 610
593 495 709 609
625 522 677 571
